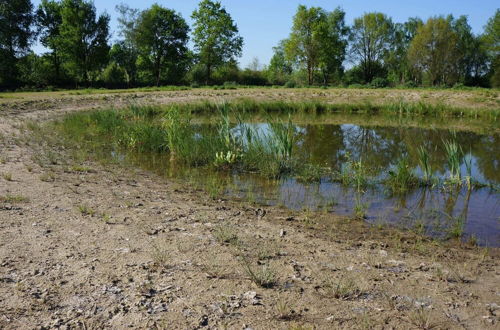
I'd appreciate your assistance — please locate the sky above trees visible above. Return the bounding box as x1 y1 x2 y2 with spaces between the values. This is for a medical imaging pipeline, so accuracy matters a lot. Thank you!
30 0 499 67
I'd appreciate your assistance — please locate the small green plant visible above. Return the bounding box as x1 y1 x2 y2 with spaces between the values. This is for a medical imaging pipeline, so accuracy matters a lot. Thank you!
386 157 418 194
151 242 171 268
241 258 276 288
275 296 295 320
354 194 369 219
0 194 29 203
443 139 462 183
406 306 440 329
214 150 239 169
78 204 96 216
39 172 56 182
213 224 239 245
447 215 465 239
337 153 369 191
417 146 432 184
322 275 362 300
296 164 323 183
2 172 12 181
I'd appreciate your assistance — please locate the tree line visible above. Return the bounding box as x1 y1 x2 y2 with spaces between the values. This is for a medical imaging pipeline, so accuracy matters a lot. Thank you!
0 0 498 90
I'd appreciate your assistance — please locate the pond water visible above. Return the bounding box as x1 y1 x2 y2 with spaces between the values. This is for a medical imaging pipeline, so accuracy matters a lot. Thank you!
117 117 500 246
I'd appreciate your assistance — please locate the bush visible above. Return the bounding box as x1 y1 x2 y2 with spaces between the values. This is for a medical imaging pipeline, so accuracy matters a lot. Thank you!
348 83 367 89
403 80 418 88
284 80 296 88
370 77 388 88
222 81 238 89
102 62 128 89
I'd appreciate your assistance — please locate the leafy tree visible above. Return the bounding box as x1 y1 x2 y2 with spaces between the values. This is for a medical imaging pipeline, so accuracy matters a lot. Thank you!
449 15 489 85
284 6 326 85
102 62 128 88
316 8 349 85
482 10 500 87
133 4 189 86
191 0 243 84
385 17 423 85
349 12 394 83
59 0 110 86
285 6 348 85
17 52 52 88
0 0 35 88
109 41 138 85
408 17 460 86
266 40 293 85
36 0 63 82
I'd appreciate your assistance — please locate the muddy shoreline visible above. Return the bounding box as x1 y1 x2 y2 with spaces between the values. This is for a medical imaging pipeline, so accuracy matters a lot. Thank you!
1 89 499 329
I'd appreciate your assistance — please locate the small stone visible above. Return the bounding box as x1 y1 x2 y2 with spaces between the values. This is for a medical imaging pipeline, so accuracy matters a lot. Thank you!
280 229 286 237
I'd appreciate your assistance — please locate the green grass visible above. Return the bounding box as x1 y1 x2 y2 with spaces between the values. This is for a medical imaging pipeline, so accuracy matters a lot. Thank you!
386 157 419 195
0 194 29 203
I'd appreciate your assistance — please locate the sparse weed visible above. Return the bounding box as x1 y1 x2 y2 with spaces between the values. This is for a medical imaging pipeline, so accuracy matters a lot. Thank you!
406 306 441 329
241 258 276 288
0 194 29 203
40 172 56 182
213 224 239 245
2 172 12 181
151 242 171 268
322 275 362 300
78 204 96 216
275 296 295 320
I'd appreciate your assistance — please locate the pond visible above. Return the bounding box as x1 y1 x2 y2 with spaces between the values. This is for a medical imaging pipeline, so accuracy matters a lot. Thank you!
116 117 499 247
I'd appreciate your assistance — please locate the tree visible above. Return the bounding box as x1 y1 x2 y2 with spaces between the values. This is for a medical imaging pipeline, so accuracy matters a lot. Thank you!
408 17 461 86
59 0 110 86
36 0 63 82
350 12 394 83
0 0 35 87
284 6 325 85
385 17 423 85
102 62 128 88
449 15 489 85
266 40 293 85
191 0 243 84
109 41 138 85
133 4 189 86
482 10 500 87
317 8 349 85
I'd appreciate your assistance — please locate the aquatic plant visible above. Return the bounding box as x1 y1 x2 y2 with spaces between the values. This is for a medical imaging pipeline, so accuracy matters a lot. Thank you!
162 105 192 157
443 139 462 184
386 157 418 195
337 153 369 192
417 146 433 184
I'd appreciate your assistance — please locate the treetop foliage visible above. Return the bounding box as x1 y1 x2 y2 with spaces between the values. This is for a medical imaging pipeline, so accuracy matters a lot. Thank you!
0 1 498 89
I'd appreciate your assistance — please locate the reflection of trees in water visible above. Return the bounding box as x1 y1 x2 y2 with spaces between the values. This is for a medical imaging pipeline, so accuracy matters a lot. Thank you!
296 124 345 170
294 123 497 183
472 135 500 183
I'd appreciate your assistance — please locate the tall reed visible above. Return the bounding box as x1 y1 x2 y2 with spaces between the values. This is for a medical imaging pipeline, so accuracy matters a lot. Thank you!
443 139 462 183
417 146 432 184
386 157 418 194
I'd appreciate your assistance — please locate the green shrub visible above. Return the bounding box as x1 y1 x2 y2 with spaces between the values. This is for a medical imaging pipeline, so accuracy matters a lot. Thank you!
370 77 388 88
102 62 129 89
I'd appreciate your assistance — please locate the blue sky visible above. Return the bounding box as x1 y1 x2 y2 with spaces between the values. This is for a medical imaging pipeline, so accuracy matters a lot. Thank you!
32 0 498 67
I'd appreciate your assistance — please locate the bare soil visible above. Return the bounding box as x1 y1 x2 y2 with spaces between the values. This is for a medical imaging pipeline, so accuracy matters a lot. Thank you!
0 89 499 329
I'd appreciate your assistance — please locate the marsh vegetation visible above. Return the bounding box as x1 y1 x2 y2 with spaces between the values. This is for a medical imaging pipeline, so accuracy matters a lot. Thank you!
35 100 499 245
